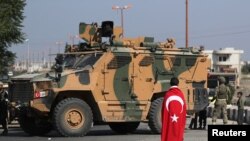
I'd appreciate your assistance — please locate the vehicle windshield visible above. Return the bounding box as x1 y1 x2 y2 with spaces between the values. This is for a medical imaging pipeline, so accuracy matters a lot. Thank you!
63 55 79 68
73 54 103 69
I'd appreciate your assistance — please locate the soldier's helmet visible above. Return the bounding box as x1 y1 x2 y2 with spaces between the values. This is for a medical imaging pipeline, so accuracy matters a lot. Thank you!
218 76 226 83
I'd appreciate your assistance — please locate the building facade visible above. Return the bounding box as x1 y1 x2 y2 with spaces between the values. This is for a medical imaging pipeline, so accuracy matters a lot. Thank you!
203 47 244 86
14 60 54 73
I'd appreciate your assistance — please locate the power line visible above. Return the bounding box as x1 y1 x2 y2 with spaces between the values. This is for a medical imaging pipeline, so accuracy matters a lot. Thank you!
191 30 250 39
176 30 250 40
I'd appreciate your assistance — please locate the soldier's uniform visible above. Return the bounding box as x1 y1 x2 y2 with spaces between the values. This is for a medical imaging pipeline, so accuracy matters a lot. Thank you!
211 76 229 124
237 92 245 125
0 82 8 135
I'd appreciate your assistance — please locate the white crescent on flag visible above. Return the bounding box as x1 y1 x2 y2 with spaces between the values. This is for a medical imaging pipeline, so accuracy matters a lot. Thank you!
165 95 184 113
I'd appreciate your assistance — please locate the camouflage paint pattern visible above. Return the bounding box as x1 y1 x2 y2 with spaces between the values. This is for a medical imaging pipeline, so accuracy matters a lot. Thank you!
9 21 211 124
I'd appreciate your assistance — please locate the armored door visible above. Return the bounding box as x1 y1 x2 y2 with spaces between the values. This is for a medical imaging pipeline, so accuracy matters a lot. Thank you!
132 55 155 100
102 53 133 101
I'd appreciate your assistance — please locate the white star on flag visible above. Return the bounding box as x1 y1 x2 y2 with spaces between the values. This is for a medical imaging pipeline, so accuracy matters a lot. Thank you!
171 114 179 122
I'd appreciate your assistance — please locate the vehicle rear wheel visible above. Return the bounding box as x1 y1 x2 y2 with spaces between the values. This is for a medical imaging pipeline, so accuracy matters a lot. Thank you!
148 97 163 134
53 98 93 137
18 108 52 136
108 122 140 134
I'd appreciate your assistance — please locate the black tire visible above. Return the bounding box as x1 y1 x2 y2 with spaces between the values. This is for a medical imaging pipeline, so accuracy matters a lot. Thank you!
148 97 163 134
109 122 140 134
53 98 93 137
18 108 52 136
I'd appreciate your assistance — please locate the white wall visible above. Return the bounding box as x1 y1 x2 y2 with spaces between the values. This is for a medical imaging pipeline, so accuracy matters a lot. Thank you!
203 48 243 73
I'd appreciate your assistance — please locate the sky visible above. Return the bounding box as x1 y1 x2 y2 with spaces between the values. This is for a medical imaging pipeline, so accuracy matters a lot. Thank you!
11 0 250 62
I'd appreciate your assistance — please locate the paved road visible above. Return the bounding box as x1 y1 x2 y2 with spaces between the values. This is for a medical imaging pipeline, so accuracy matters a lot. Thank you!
0 118 236 141
0 125 204 141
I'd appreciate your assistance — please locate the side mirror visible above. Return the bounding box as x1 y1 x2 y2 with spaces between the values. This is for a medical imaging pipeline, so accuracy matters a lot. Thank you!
55 54 63 66
54 54 64 82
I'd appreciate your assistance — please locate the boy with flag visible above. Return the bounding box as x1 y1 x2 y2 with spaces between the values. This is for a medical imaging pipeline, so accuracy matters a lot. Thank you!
161 77 186 141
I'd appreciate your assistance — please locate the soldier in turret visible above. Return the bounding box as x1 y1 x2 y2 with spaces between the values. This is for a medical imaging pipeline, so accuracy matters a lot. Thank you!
0 81 8 135
211 76 229 125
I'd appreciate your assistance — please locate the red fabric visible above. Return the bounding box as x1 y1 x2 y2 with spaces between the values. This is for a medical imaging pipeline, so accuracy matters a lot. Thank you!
161 86 186 141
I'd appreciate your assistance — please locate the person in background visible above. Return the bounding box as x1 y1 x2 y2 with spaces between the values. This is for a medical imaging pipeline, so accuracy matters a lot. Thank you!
188 112 198 130
237 91 245 125
211 76 229 125
198 107 207 130
161 77 186 141
0 81 8 135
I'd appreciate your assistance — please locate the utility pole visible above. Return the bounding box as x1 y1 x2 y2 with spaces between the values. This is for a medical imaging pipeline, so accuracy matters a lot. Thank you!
32 52 34 71
186 0 189 48
37 52 40 70
49 48 51 68
112 4 132 37
25 39 30 71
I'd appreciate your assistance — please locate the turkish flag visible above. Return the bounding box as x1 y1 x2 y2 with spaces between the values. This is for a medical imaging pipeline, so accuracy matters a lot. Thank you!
161 86 186 141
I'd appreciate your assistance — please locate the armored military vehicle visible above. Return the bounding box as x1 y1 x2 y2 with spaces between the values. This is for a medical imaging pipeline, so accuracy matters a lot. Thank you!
8 21 211 137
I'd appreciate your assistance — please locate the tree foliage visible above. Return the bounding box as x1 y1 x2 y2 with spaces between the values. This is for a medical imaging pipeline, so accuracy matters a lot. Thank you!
241 63 250 74
0 0 26 74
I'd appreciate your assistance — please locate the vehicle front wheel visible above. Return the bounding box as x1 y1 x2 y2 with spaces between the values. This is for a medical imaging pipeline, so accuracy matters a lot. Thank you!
53 98 93 137
148 97 163 134
18 108 52 136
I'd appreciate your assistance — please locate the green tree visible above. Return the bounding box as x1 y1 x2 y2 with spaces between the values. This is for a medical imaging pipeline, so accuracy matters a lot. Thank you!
241 63 250 74
0 0 26 74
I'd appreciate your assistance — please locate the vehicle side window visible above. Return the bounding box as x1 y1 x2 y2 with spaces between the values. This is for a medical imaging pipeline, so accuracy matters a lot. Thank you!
139 56 154 67
107 56 131 69
171 57 181 66
74 54 102 68
186 58 196 66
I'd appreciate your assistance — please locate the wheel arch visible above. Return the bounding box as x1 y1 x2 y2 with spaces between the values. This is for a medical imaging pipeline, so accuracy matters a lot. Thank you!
150 92 165 102
147 92 165 118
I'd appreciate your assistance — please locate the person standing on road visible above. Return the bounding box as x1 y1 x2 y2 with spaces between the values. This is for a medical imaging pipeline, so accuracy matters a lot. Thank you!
237 91 245 125
0 81 8 135
198 107 207 129
161 77 186 141
211 76 229 125
188 112 198 129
